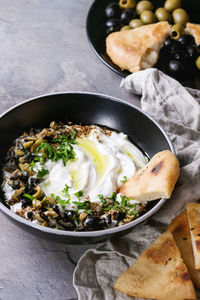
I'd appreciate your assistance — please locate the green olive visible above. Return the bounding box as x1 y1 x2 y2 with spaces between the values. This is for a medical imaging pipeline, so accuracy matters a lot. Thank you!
196 56 200 70
119 0 136 9
120 25 131 31
172 8 189 26
140 10 156 24
171 23 184 39
129 19 144 28
136 1 154 15
164 0 182 12
155 8 172 23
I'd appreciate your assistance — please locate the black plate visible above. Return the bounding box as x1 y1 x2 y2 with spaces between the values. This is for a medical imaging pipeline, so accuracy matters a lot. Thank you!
0 93 174 244
86 0 200 88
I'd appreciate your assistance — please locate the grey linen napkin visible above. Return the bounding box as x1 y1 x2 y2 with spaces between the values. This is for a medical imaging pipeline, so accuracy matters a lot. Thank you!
73 68 200 300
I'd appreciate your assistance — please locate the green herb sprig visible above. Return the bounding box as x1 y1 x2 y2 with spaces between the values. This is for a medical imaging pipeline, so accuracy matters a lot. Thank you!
52 131 77 166
50 193 70 206
37 167 49 178
62 184 71 197
120 176 127 183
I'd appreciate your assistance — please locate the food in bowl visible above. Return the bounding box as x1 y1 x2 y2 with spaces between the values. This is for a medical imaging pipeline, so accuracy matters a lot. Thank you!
106 21 171 73
104 0 200 80
2 121 150 231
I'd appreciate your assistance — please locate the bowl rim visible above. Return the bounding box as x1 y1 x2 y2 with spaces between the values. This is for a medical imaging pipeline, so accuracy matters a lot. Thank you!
86 0 127 77
0 91 175 238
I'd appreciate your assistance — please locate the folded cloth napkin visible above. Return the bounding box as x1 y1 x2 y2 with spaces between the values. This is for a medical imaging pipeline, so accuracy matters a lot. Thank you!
73 68 200 300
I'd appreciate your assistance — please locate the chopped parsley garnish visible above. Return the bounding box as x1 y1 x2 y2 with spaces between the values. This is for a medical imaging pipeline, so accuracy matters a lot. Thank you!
108 192 119 204
121 176 127 183
72 199 92 213
62 184 71 197
97 192 138 216
69 130 77 141
129 210 139 216
36 143 57 161
98 193 123 212
74 190 84 198
34 153 46 165
98 194 106 204
52 131 77 166
23 193 34 201
37 167 49 178
29 160 35 170
50 193 70 206
35 131 77 167
120 195 129 209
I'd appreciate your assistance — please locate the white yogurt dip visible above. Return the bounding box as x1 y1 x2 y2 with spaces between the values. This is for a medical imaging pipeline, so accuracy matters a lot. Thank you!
2 123 148 231
32 126 148 206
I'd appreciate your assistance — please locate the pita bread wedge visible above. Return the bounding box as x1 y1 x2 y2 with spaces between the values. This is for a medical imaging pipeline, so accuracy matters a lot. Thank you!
168 211 200 288
187 202 200 270
119 150 180 201
106 21 170 73
186 23 200 46
114 231 196 300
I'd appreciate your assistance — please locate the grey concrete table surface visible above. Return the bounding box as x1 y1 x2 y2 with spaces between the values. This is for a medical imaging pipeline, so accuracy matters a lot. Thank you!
0 1 140 300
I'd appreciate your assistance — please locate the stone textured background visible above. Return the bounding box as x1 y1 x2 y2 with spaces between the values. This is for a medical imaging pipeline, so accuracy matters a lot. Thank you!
0 1 139 299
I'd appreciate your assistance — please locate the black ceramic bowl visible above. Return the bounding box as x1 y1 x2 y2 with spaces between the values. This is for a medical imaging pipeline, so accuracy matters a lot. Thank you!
0 93 174 244
87 0 200 88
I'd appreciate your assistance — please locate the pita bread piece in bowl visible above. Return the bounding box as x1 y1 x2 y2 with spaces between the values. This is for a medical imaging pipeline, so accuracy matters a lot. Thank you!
106 21 171 73
0 92 177 244
119 150 180 201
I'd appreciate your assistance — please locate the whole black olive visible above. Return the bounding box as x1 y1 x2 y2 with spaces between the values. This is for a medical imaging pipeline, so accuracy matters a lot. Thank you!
105 18 121 28
107 24 121 34
120 9 135 24
172 52 182 61
164 36 174 48
187 45 200 60
106 18 121 34
168 60 184 77
105 2 121 19
170 40 184 53
178 34 195 46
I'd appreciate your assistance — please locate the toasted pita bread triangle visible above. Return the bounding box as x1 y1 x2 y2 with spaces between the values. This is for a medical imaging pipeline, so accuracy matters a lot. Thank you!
187 202 200 270
186 23 200 46
168 210 200 288
114 231 196 300
106 21 170 73
119 150 180 201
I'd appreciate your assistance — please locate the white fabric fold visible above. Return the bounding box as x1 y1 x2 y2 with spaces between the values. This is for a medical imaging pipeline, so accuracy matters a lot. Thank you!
73 69 200 300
